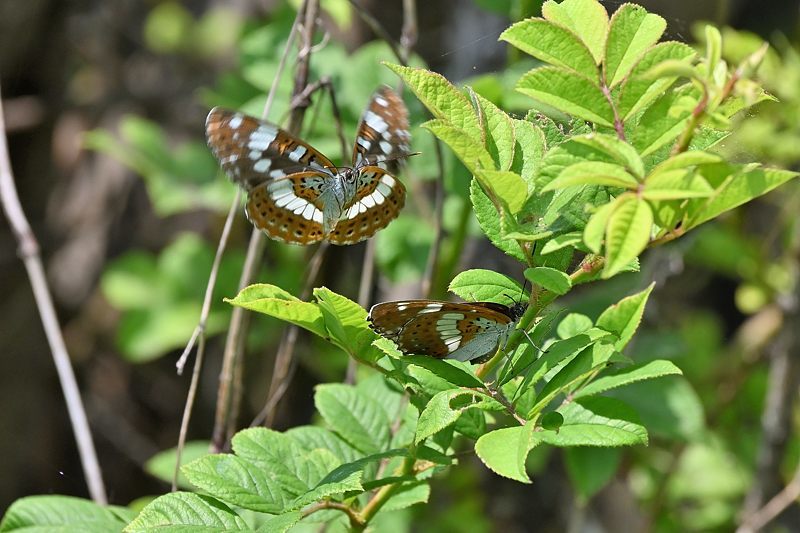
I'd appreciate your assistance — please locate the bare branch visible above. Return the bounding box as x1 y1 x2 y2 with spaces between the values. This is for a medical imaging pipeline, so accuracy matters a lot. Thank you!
0 86 107 503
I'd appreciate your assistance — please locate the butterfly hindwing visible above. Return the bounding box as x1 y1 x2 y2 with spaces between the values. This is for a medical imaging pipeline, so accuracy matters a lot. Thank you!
245 171 327 245
328 167 406 245
206 107 335 190
368 301 519 361
352 86 411 173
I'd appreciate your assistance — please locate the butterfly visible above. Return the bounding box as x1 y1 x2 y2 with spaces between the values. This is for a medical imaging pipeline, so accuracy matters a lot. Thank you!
205 86 412 245
368 300 527 362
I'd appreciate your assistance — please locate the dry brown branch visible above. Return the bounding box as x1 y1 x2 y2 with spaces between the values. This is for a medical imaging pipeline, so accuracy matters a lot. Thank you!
0 85 107 503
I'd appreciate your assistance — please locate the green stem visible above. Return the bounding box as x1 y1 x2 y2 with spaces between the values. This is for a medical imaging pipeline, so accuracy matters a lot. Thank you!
357 443 418 527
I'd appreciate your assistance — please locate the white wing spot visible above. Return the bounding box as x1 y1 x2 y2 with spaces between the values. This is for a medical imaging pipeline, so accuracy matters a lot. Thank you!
364 110 389 134
287 145 307 162
374 96 389 107
379 140 392 154
248 126 278 151
253 159 271 173
228 115 243 129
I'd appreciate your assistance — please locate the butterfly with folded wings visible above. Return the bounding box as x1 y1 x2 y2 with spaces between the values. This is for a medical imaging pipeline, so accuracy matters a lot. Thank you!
368 300 528 363
205 86 412 245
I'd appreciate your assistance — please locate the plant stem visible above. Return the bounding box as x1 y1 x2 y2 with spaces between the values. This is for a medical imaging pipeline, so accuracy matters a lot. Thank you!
357 444 417 526
0 85 107 503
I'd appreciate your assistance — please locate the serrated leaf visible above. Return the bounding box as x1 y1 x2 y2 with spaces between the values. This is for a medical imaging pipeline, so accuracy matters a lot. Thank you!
231 428 320 497
627 86 698 157
226 284 326 338
603 197 652 278
618 41 696 118
642 169 713 200
524 267 571 295
475 422 540 482
542 396 648 446
543 161 639 191
517 67 614 126
290 457 365 509
604 4 666 87
257 512 302 533
125 492 248 532
386 63 481 138
416 389 503 443
406 356 485 388
145 441 211 490
649 150 722 174
686 165 799 230
575 359 683 398
542 0 609 64
0 495 130 533
470 179 526 261
596 283 654 350
511 119 546 185
472 90 515 170
583 199 617 254
315 384 391 454
572 134 645 178
530 342 617 414
423 119 494 173
449 269 524 302
181 454 287 513
540 232 584 254
501 18 598 79
380 481 431 512
475 170 528 213
285 426 362 465
313 287 368 349
565 447 621 501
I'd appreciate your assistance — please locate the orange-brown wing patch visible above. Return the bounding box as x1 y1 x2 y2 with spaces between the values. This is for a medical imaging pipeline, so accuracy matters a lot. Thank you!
352 86 411 173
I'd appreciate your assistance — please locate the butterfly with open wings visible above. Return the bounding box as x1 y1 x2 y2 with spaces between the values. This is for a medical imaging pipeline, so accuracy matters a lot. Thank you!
205 86 412 245
368 300 527 363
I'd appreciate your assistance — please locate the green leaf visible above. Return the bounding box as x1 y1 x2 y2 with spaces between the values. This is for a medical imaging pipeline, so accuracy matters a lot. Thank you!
686 165 799 230
575 359 683 398
470 179 526 261
603 196 653 278
285 426 361 464
524 267 571 295
642 169 713 200
380 482 431 512
517 67 614 126
474 422 540 483
511 119 546 185
313 287 368 349
649 150 722 174
530 342 617 414
258 512 302 533
604 4 666 87
449 269 524 302
182 454 287 513
125 492 248 532
500 18 598 79
416 389 503 443
475 170 528 213
582 200 617 254
627 86 697 157
542 0 609 64
542 161 639 191
385 63 481 137
290 455 365 509
540 232 585 254
618 41 696 118
315 384 391 454
572 134 645 178
231 428 323 497
565 447 622 501
226 284 326 338
596 283 654 350
422 119 494 173
472 90 515 170
405 356 485 388
0 496 130 533
145 441 211 490
542 396 648 446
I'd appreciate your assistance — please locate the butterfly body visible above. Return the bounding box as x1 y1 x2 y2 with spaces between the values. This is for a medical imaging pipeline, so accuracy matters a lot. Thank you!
206 86 411 245
368 300 527 362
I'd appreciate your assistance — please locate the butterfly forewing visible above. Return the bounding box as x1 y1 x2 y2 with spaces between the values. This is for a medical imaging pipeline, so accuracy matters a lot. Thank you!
206 108 334 190
352 86 411 173
328 167 406 245
368 301 519 361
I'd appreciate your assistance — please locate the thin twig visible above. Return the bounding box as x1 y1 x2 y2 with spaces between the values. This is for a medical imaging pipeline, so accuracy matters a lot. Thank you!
0 86 107 503
738 463 800 533
347 0 406 66
346 238 377 384
211 1 319 451
260 241 329 427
